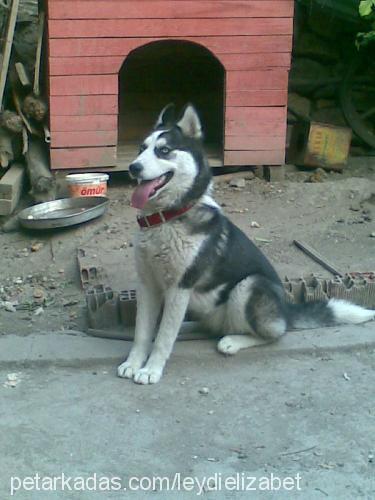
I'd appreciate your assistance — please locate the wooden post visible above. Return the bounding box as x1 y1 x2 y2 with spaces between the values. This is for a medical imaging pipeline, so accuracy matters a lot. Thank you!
33 10 45 96
25 137 56 202
0 0 20 109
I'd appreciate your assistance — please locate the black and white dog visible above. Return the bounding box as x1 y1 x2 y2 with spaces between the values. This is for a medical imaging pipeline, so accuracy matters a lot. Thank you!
118 104 374 384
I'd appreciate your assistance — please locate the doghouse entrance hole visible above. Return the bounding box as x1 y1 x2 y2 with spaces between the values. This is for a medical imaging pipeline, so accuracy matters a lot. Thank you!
118 40 225 167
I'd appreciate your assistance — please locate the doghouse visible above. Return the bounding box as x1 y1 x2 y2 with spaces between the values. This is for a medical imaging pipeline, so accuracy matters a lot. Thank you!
46 1 294 170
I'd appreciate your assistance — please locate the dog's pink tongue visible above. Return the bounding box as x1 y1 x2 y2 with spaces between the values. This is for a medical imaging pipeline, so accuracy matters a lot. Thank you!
131 178 163 209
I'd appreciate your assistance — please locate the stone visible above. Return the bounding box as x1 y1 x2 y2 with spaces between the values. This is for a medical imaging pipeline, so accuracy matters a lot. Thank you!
288 93 311 120
229 177 246 188
30 242 43 252
4 302 16 313
306 168 328 183
33 288 44 300
199 387 209 395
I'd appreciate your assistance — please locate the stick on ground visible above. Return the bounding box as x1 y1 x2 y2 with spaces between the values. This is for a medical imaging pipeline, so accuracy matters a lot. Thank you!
293 240 343 277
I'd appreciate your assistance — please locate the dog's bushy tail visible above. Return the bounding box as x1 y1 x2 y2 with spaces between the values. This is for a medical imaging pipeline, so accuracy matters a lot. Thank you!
286 299 375 330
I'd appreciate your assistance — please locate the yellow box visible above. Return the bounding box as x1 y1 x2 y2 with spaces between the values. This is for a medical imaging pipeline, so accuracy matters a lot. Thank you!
289 122 352 171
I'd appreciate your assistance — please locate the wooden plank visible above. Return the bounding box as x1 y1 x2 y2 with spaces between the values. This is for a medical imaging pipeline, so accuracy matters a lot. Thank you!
220 52 291 71
49 1 294 20
49 56 124 76
0 163 25 215
224 149 285 165
226 106 287 122
226 90 287 107
52 130 117 148
49 95 118 115
225 106 287 136
227 70 289 91
50 114 117 132
50 74 117 95
225 136 285 151
50 146 117 169
49 53 291 76
49 35 293 58
48 18 293 39
50 74 289 100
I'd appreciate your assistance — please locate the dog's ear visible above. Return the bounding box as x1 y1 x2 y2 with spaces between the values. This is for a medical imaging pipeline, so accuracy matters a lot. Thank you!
176 104 202 139
154 103 175 129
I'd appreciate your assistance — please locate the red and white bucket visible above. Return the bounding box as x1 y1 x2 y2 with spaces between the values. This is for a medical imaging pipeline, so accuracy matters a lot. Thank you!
66 173 109 197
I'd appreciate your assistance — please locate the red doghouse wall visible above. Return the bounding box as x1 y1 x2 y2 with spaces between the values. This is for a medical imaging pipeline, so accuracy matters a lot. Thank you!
47 1 294 170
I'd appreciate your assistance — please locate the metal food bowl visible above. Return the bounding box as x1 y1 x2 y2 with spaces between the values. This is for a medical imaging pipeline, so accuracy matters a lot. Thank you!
18 197 109 229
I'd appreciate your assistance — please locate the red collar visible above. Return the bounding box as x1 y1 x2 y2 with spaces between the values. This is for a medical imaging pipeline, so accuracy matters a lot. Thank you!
137 204 193 228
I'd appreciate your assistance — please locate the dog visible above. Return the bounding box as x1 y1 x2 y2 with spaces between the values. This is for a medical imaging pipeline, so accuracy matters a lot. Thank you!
118 103 375 384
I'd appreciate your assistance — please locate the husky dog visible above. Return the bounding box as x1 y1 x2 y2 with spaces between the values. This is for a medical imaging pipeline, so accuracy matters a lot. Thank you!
118 104 374 385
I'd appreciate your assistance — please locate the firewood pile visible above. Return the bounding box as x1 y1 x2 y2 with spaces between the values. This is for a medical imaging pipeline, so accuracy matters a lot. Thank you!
0 0 55 209
288 2 375 154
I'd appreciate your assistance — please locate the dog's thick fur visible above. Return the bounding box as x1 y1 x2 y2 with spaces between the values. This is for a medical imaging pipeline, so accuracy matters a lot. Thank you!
118 104 375 384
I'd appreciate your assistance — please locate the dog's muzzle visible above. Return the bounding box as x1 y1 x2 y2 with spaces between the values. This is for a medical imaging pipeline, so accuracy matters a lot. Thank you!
129 162 143 178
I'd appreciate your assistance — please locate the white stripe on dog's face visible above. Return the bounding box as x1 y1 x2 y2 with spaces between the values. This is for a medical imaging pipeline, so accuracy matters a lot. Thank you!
136 131 169 180
133 130 199 210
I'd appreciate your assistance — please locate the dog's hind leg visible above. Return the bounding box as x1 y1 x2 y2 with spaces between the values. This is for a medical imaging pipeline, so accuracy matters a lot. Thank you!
118 282 162 379
218 335 269 355
133 287 190 385
245 280 287 343
217 276 287 356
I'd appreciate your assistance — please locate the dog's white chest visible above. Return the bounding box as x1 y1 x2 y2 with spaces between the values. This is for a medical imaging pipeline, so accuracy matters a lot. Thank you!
135 222 203 288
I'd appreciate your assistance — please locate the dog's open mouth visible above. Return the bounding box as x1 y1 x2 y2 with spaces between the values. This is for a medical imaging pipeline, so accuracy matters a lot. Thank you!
131 172 173 209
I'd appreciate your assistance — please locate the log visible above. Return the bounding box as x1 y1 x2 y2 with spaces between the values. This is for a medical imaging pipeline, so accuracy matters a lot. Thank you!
0 109 23 133
25 137 56 202
12 87 35 134
22 93 48 122
0 126 14 167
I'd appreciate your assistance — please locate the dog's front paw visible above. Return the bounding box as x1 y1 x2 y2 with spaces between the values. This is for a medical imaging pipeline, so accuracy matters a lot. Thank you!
133 366 163 385
117 360 143 379
217 336 240 355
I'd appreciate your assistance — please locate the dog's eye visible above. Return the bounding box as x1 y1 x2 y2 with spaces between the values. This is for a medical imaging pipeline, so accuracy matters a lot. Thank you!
159 146 171 155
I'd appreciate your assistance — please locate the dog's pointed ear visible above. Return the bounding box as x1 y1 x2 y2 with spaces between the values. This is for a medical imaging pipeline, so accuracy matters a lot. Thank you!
176 104 202 139
154 103 175 129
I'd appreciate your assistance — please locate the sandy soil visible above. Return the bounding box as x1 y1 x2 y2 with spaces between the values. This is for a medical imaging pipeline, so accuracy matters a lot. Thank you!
0 158 374 336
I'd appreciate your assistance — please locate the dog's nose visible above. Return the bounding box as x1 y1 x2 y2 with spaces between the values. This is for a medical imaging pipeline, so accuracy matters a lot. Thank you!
129 162 143 177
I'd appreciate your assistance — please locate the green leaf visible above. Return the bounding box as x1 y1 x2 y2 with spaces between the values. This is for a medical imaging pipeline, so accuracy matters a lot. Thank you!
356 30 375 48
359 0 375 17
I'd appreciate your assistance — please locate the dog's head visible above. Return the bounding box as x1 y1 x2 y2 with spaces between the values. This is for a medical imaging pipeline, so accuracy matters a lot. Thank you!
129 104 212 211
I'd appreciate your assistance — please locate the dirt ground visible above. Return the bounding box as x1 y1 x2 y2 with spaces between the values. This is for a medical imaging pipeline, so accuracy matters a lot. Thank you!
0 157 374 337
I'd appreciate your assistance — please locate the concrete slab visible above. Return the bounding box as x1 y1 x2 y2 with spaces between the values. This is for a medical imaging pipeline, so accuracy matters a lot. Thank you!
1 343 375 499
0 323 374 368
